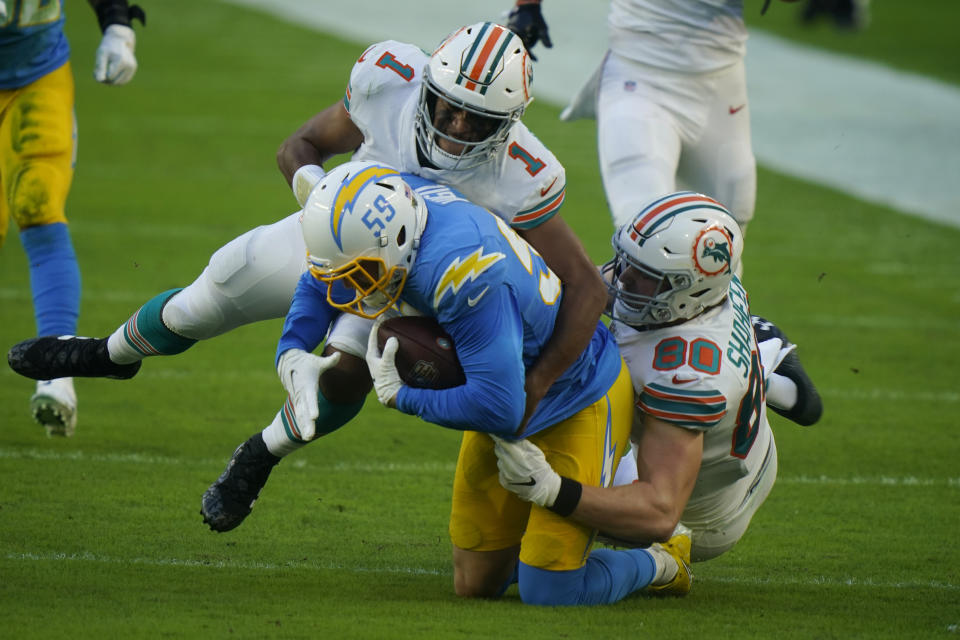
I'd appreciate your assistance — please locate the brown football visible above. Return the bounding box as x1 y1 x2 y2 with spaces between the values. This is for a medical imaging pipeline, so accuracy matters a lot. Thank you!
377 316 466 389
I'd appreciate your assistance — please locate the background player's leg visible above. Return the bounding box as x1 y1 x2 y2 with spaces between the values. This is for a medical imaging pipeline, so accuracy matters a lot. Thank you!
7 67 80 436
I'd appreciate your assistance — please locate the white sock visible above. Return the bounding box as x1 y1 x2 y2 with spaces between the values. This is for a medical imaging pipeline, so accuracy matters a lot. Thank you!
107 326 144 365
261 410 307 457
648 544 678 585
766 372 798 410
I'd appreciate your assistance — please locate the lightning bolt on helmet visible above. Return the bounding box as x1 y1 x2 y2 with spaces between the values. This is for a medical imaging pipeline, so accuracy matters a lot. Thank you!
603 191 744 327
415 22 533 170
300 161 428 319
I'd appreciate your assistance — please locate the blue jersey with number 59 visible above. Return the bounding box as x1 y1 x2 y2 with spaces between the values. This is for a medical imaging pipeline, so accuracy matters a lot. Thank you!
395 174 621 437
0 0 69 88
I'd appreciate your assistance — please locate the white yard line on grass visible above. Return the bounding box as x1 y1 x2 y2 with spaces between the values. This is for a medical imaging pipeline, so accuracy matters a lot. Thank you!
6 551 958 591
221 0 960 229
1 447 956 487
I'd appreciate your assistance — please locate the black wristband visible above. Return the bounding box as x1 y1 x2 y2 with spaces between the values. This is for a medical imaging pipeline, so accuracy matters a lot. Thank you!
94 0 147 32
547 476 582 518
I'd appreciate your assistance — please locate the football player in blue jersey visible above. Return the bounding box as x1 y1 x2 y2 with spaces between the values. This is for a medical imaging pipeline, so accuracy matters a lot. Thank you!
276 160 691 605
1 0 144 436
9 23 609 532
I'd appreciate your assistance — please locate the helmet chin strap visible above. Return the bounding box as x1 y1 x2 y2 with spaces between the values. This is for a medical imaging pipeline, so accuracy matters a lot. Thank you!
429 142 469 171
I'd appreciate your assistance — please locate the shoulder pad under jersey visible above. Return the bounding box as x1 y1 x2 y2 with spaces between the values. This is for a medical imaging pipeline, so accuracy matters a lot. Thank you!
495 123 567 229
345 41 427 114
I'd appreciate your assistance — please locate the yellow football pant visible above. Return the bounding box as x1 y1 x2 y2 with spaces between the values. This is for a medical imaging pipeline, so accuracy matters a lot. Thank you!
0 62 76 247
449 361 634 572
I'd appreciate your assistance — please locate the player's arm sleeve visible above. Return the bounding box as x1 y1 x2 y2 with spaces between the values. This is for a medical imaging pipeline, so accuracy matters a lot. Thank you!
88 0 146 31
505 131 566 230
275 272 343 365
396 287 527 436
637 376 728 432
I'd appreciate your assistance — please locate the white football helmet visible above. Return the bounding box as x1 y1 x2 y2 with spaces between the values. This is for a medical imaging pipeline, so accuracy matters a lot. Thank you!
301 161 428 319
603 192 743 327
415 22 532 170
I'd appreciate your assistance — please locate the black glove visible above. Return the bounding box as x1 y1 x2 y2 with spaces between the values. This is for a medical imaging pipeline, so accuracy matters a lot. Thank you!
507 1 552 61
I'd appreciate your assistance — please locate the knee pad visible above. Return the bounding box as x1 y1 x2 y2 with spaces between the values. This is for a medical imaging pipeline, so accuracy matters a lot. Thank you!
10 161 69 229
163 216 304 340
208 214 304 305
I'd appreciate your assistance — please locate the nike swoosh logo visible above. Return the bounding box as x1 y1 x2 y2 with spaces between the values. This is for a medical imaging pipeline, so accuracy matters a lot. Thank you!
672 374 698 384
510 478 537 487
467 286 489 307
540 177 558 197
729 104 746 115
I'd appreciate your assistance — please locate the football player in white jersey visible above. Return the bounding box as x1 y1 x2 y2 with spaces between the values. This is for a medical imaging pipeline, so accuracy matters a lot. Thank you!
8 23 608 531
508 0 817 426
494 192 790 564
510 0 799 232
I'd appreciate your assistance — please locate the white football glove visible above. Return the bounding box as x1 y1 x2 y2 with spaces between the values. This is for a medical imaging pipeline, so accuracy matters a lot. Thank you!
94 24 138 85
492 435 561 508
292 164 326 208
365 319 403 407
277 348 341 441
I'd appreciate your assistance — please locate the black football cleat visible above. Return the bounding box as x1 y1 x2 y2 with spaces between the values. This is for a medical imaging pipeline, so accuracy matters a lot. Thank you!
201 433 280 533
752 316 824 426
8 336 141 380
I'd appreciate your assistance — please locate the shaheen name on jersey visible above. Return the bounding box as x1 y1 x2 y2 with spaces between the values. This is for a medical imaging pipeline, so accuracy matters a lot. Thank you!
343 40 566 231
392 174 621 438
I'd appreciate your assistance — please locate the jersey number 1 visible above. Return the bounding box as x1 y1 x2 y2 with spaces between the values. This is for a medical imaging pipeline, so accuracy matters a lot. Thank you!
375 52 415 81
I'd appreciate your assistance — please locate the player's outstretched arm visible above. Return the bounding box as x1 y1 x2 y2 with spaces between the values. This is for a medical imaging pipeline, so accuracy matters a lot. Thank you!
580 416 703 542
88 0 145 85
518 216 608 427
276 102 364 188
496 416 703 543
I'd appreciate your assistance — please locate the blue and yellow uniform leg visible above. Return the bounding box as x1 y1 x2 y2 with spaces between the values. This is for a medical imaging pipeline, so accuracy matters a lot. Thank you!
450 362 657 605
0 62 80 337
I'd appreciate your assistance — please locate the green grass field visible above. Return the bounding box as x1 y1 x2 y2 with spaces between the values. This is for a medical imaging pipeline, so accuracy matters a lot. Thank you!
1 1 957 637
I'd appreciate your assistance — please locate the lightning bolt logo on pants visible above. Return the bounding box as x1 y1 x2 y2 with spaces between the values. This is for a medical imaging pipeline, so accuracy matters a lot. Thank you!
433 248 505 307
600 394 619 488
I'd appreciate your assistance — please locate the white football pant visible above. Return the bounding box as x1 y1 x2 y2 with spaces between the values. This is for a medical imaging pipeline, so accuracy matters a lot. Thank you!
597 52 757 232
160 210 373 356
683 435 778 562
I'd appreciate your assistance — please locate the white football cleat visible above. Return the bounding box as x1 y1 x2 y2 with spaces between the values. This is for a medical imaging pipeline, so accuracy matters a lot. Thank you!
30 378 78 437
